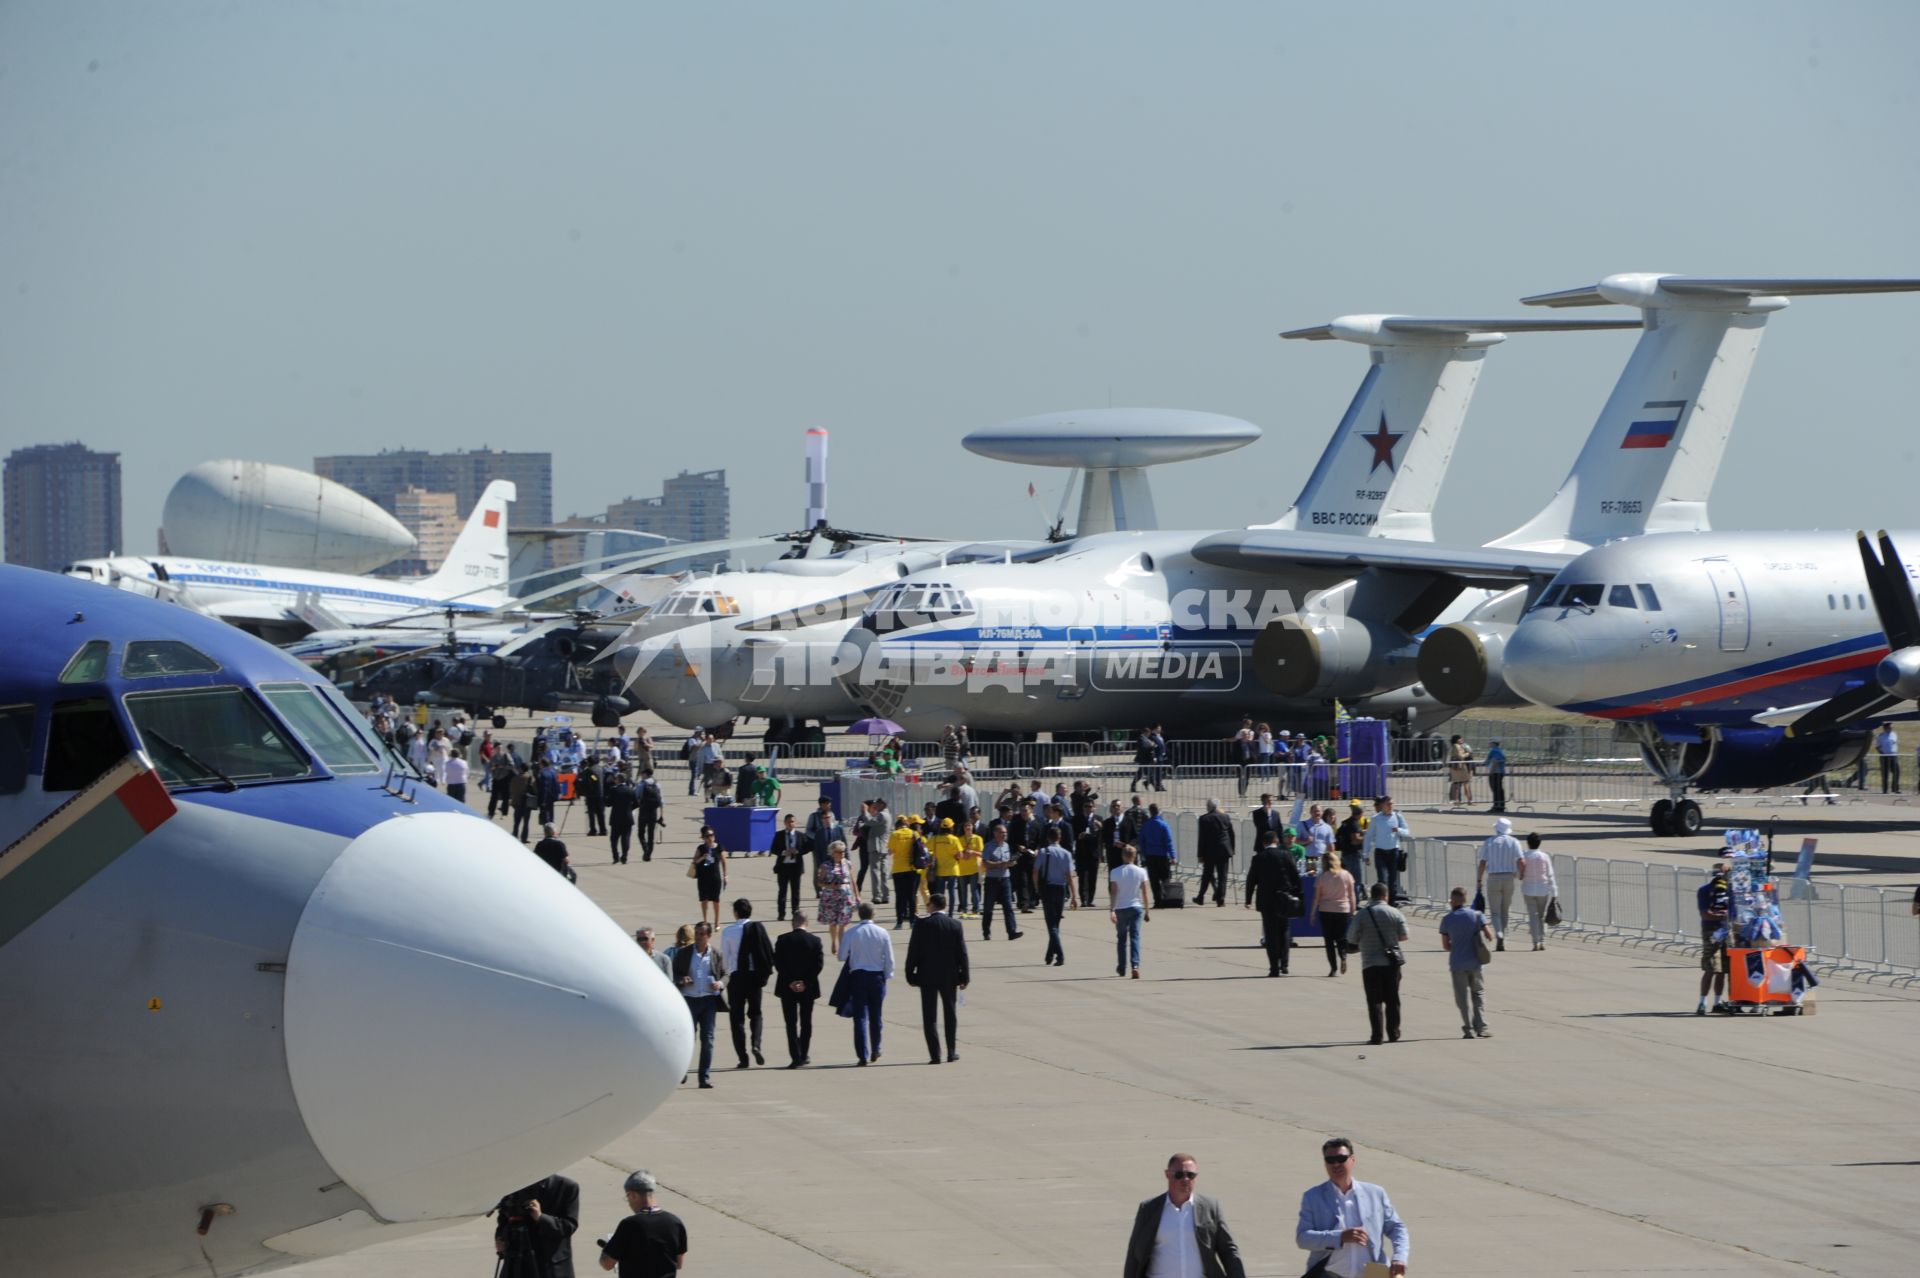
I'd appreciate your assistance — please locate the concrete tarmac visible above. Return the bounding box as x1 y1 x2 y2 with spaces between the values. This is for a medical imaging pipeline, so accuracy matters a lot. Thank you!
284 717 1920 1277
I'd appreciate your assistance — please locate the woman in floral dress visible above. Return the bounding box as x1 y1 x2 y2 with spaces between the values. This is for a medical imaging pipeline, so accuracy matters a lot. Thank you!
816 840 859 956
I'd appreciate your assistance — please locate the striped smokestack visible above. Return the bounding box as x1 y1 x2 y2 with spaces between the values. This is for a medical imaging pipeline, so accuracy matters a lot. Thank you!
805 428 828 528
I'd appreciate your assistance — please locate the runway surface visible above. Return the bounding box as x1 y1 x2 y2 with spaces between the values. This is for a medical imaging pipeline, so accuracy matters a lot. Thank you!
279 712 1920 1277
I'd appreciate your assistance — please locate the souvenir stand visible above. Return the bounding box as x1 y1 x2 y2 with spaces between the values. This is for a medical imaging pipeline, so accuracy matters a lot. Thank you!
1718 829 1813 1015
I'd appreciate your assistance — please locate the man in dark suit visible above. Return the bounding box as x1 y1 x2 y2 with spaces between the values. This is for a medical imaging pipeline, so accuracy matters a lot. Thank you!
605 771 637 864
770 812 809 920
804 794 845 893
1122 1153 1246 1278
1250 793 1287 846
722 898 775 1069
772 910 825 1067
1244 832 1305 976
904 892 970 1064
1196 799 1236 907
635 768 665 861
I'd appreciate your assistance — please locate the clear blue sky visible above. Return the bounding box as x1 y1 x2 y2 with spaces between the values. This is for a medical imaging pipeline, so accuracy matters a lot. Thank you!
3 1 1916 553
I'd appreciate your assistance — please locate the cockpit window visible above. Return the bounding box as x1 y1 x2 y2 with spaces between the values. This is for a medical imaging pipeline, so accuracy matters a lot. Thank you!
1607 584 1636 609
0 705 33 795
124 687 311 787
58 640 112 684
1637 584 1661 612
122 640 222 679
1534 585 1564 609
44 698 130 791
259 682 381 775
862 581 978 633
1562 583 1603 608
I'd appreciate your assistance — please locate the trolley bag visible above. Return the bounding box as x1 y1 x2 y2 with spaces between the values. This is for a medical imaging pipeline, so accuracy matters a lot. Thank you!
1160 879 1186 909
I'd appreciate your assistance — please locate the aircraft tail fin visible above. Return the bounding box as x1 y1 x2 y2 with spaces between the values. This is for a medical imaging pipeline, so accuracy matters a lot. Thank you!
1491 274 1920 554
416 481 516 601
1258 315 1638 540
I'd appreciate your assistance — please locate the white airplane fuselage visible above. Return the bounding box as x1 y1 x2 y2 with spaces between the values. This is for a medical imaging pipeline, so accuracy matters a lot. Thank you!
1505 530 1912 735
833 530 1453 734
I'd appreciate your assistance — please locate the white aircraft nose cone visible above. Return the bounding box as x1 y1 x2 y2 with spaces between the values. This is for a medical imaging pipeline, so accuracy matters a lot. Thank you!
1503 619 1583 707
283 813 690 1222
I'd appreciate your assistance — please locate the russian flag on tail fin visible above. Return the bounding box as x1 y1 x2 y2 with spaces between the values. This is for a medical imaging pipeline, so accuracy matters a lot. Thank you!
1622 399 1686 449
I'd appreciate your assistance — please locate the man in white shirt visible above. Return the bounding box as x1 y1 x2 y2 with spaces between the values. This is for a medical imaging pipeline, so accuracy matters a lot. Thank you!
1475 816 1524 951
1296 1138 1409 1278
1110 845 1152 979
1876 722 1901 793
441 752 470 804
670 922 727 1089
1361 796 1410 904
837 903 894 1065
1121 1153 1246 1278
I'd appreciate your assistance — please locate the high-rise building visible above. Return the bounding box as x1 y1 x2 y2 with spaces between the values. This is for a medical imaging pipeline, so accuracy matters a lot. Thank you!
604 470 730 543
313 448 553 529
549 470 730 570
4 443 123 570
387 486 462 575
313 448 553 574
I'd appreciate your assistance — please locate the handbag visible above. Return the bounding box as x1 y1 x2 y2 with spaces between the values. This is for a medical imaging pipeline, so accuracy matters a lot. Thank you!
1365 905 1404 968
1473 926 1494 965
686 857 702 880
1545 896 1562 927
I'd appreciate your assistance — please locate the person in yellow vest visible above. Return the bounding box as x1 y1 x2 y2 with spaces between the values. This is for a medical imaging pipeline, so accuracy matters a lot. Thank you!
888 815 925 931
955 817 984 918
927 818 965 917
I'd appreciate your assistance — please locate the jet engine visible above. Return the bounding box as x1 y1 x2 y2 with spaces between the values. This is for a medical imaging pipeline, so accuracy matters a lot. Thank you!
1250 614 1419 700
1417 621 1514 707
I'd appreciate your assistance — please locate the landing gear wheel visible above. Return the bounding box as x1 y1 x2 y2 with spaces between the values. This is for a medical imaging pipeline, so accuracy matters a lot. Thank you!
1650 799 1674 836
1671 799 1703 837
492 714 508 729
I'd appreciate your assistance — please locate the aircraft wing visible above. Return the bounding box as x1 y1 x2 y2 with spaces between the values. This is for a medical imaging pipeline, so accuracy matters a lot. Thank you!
206 597 303 626
1189 530 1570 588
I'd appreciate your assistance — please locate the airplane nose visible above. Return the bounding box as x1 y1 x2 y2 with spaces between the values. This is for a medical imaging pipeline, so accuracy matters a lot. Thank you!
1502 618 1583 707
283 813 690 1222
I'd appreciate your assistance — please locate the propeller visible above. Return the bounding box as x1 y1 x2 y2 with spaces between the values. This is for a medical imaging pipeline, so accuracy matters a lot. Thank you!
1787 531 1920 737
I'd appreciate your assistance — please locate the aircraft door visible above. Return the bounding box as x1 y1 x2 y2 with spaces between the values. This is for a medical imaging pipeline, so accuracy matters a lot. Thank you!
1061 627 1093 700
738 638 780 704
1702 560 1749 653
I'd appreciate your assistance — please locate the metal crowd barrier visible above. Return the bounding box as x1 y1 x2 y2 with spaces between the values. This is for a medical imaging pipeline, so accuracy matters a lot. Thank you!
797 774 1919 980
1395 837 1919 981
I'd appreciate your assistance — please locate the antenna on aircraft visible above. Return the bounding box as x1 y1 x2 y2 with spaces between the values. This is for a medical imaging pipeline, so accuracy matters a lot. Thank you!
964 408 1260 537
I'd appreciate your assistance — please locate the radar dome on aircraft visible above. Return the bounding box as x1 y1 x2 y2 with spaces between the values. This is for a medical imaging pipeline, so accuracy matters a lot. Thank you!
162 460 416 574
964 408 1260 534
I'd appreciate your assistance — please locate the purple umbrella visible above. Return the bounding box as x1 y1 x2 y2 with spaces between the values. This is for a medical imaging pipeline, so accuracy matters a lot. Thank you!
847 718 903 737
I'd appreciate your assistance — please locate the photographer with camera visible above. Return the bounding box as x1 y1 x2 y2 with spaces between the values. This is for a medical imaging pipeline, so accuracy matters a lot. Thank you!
493 1172 580 1278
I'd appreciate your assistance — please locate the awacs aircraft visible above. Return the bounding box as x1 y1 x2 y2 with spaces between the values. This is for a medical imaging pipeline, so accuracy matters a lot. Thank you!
63 481 520 644
835 276 1920 736
0 565 691 1278
622 316 1630 734
1502 529 1920 835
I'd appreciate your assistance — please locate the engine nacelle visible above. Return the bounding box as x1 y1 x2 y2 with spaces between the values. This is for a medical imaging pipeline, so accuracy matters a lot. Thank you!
1877 647 1920 700
1418 621 1516 707
1250 615 1419 700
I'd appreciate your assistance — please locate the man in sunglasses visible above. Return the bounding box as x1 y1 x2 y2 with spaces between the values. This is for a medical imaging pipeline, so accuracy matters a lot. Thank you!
1121 1153 1246 1278
1297 1138 1409 1277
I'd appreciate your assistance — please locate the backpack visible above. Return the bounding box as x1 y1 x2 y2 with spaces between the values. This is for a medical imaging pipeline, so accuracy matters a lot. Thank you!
911 837 932 870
